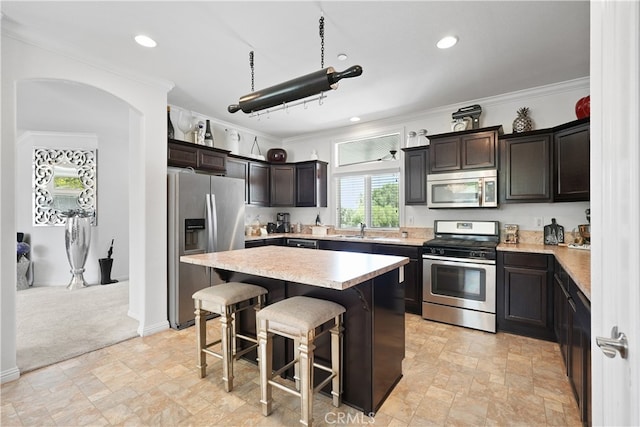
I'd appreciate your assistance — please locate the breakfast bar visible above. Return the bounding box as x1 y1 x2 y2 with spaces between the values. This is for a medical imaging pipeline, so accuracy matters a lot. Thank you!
181 245 409 414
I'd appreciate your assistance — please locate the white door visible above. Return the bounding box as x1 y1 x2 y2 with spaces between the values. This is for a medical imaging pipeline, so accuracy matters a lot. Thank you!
591 1 640 425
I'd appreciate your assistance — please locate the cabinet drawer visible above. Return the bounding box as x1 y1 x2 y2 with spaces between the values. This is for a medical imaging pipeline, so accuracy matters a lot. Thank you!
503 252 549 269
373 244 420 259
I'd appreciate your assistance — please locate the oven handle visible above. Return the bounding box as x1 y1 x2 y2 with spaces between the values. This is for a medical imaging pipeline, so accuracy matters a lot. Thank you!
422 254 496 265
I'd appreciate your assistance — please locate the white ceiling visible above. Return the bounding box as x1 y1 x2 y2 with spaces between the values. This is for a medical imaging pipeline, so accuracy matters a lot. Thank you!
1 1 590 139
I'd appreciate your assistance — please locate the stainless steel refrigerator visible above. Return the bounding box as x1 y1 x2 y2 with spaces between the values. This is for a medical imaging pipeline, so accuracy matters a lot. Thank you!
167 171 245 329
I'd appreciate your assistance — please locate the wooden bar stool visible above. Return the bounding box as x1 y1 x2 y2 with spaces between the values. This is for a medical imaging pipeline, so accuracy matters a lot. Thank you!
192 282 267 392
257 296 345 426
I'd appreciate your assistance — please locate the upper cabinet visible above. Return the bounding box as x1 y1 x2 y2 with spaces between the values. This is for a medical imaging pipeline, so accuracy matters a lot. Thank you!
500 131 552 202
553 120 590 202
499 118 589 203
295 161 328 208
168 139 229 174
428 126 502 173
223 155 327 208
402 146 429 205
270 164 296 207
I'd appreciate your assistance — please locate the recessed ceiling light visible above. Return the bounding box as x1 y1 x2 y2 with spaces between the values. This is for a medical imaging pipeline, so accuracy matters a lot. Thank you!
436 35 458 49
350 116 361 122
337 53 348 61
135 35 157 48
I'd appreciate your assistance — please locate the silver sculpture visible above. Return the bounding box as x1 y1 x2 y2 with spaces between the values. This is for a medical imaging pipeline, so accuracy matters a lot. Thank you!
63 209 93 290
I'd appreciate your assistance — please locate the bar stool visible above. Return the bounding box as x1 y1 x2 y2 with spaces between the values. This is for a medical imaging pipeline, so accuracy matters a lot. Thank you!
192 282 267 392
257 296 345 426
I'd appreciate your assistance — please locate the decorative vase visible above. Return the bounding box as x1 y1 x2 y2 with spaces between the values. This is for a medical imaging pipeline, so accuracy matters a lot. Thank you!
16 257 30 290
63 210 93 290
512 107 533 133
575 96 590 119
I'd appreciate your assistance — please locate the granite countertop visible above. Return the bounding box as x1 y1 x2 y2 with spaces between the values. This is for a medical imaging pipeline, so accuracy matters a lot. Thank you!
180 246 409 291
498 243 591 300
245 232 426 247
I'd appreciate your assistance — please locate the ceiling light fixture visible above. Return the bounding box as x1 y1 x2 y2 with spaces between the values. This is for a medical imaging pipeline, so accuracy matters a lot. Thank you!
436 35 458 49
337 53 348 61
228 15 363 115
134 34 157 48
350 116 361 122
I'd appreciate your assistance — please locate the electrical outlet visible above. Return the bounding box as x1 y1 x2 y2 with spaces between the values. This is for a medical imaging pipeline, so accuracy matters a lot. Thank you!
534 217 543 227
408 216 414 226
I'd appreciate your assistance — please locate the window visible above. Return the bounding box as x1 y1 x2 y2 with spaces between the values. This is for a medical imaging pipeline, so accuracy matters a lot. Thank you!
334 132 401 229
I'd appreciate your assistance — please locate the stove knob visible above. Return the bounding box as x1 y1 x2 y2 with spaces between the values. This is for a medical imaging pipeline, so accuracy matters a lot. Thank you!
439 249 445 255
430 248 436 254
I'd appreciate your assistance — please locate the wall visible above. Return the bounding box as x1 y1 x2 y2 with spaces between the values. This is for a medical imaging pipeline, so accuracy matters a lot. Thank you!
280 77 591 233
2 32 172 382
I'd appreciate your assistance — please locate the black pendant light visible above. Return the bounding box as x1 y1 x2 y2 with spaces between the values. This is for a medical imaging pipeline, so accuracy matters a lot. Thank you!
228 15 363 115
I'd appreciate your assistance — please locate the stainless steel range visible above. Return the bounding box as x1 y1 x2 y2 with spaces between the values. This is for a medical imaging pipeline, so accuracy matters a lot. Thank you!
422 220 499 333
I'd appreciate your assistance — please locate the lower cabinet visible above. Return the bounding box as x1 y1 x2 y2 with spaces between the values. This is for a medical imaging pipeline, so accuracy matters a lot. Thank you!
373 244 422 315
497 252 554 341
317 240 421 314
244 238 284 248
554 259 591 425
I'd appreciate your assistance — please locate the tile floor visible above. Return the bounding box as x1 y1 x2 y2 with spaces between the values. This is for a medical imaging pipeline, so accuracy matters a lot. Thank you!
1 314 582 426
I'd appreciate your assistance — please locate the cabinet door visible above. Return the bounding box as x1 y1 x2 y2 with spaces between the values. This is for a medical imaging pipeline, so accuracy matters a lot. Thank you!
248 162 270 206
429 136 461 172
554 122 590 201
568 295 583 413
503 266 549 327
197 149 226 173
554 273 570 370
461 131 496 169
500 134 552 202
270 164 295 207
404 148 428 204
295 161 327 207
498 252 554 340
168 142 198 168
226 158 249 203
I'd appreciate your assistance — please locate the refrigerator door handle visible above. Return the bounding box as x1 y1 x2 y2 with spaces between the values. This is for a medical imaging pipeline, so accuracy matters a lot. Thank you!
206 193 218 253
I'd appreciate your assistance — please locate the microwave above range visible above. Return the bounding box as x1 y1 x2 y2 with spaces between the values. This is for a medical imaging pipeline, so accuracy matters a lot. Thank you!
427 169 498 208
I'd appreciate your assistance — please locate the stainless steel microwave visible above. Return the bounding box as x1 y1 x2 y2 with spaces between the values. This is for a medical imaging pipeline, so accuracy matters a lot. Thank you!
427 169 498 208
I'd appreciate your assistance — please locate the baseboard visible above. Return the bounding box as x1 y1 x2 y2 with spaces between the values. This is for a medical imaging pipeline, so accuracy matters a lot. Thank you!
137 320 170 337
1 366 21 384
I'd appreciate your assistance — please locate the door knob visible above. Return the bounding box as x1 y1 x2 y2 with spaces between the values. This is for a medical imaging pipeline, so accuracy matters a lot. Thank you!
596 326 628 359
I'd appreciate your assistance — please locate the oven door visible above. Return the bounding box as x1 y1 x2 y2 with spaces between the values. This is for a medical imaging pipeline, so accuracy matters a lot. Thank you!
422 254 496 313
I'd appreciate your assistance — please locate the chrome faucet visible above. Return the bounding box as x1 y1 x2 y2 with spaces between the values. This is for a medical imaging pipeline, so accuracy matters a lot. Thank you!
360 222 366 237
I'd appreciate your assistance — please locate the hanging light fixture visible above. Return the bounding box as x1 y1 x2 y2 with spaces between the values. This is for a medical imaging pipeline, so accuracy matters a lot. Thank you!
228 15 363 115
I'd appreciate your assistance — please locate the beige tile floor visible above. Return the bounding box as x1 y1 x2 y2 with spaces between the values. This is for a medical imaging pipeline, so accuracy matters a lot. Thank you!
1 314 582 426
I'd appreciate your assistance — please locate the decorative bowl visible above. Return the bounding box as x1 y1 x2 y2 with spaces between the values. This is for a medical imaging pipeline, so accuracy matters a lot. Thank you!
267 148 287 162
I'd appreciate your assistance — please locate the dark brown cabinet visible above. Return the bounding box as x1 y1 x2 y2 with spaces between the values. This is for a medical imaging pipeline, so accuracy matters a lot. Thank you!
226 156 270 206
402 147 429 204
497 252 554 341
168 139 229 174
555 260 591 425
225 157 249 202
554 120 590 202
295 161 328 207
270 164 296 207
499 118 589 203
373 244 422 315
499 132 552 202
428 126 502 173
248 162 270 206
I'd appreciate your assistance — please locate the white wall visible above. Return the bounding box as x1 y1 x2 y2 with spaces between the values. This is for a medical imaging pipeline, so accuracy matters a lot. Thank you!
1 32 172 382
281 77 591 233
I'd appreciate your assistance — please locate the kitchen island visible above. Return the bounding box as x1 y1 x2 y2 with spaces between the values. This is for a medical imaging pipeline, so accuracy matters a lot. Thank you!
181 245 409 414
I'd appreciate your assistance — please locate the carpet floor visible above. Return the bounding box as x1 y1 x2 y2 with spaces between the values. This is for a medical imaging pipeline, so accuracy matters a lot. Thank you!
16 281 139 373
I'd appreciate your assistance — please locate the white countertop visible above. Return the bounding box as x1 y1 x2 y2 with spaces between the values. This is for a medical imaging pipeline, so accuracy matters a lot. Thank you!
180 246 409 290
